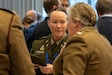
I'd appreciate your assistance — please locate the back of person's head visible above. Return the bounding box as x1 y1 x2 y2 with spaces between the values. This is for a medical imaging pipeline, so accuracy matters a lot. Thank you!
26 10 37 23
43 0 61 14
67 2 96 26
96 0 112 15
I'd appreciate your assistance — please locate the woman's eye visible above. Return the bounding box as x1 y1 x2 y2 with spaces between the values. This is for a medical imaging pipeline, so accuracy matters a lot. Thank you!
60 21 65 24
51 20 66 24
52 21 58 24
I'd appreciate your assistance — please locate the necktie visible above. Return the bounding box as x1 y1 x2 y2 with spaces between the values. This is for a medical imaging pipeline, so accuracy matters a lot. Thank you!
51 43 57 50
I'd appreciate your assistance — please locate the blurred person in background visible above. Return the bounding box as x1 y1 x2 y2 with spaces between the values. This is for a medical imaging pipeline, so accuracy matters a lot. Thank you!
26 10 38 26
22 16 36 51
96 0 112 45
25 10 38 51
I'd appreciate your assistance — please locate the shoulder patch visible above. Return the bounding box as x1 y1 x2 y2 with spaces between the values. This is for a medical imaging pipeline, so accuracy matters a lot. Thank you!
0 8 14 14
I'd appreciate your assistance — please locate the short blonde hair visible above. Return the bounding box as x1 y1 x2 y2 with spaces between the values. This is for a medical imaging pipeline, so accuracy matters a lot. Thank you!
67 2 96 26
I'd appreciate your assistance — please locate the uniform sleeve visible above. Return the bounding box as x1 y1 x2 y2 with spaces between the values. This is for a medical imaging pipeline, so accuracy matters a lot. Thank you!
30 40 37 54
9 15 35 75
62 36 88 75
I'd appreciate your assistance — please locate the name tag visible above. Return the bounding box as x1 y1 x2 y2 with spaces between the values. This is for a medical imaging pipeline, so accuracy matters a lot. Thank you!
36 50 45 54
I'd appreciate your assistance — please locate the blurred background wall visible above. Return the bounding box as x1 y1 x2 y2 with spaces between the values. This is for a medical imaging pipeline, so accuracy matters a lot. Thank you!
0 0 43 19
0 0 97 19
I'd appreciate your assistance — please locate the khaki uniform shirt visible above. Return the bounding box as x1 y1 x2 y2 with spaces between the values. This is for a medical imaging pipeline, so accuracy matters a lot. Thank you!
53 27 112 75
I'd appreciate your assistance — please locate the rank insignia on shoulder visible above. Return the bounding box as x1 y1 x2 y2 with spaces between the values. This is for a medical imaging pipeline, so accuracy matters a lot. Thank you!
76 32 83 35
45 40 48 43
44 40 49 47
40 45 45 50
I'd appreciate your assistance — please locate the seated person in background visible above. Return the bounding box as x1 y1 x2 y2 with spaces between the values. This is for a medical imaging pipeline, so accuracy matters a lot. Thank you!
30 8 68 75
22 16 36 51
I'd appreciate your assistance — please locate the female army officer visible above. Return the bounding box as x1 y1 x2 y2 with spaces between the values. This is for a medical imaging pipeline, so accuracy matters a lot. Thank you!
53 2 112 75
30 8 68 75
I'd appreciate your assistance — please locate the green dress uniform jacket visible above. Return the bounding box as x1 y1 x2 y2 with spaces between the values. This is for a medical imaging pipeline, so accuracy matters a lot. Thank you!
30 34 68 75
0 8 35 75
53 27 112 75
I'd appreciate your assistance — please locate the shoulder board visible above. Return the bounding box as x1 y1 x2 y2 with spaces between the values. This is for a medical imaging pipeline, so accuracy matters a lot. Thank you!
76 32 83 35
0 8 14 14
76 30 86 35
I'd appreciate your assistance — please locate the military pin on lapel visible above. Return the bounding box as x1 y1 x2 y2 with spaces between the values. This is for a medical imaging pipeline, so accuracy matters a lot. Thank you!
60 42 67 53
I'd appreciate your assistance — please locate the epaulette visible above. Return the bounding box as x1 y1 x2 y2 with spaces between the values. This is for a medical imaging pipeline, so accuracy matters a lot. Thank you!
76 32 83 35
0 8 14 14
76 31 86 36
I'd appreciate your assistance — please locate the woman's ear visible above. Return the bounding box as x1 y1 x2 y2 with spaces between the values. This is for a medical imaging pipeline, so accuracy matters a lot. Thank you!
73 20 79 28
